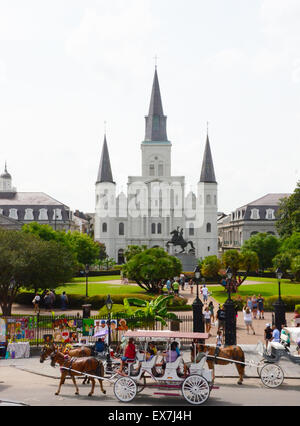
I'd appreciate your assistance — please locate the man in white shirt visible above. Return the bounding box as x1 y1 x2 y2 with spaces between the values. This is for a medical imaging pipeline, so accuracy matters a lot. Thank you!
202 285 209 303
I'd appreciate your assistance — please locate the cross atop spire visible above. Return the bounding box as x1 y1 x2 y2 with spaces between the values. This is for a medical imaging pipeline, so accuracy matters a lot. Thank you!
200 133 217 184
96 134 114 184
144 68 169 143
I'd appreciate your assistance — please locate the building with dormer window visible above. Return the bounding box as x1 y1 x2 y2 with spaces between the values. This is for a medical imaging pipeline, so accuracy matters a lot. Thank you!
217 193 291 255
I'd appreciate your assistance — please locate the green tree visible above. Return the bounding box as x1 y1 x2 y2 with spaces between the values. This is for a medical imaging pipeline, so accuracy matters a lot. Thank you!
272 252 293 275
222 250 241 277
65 231 100 267
276 182 300 238
122 247 182 294
124 245 148 262
280 232 300 253
221 249 258 287
0 230 76 315
291 256 300 282
242 233 280 271
201 256 222 280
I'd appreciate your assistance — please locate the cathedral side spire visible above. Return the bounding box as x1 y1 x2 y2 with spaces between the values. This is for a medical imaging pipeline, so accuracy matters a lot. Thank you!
200 133 217 183
144 68 168 142
96 134 114 184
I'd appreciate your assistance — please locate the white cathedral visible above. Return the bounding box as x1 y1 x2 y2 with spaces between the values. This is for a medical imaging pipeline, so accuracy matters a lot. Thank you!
94 69 218 264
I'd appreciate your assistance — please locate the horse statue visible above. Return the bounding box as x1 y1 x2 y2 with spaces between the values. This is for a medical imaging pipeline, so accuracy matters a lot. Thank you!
50 349 106 397
166 227 195 254
193 343 245 385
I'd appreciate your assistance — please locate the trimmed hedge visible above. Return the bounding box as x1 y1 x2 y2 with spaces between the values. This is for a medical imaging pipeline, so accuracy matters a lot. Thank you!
15 293 188 311
232 295 300 312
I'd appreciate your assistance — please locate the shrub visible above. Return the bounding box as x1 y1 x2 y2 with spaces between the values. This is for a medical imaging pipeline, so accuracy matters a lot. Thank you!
232 295 300 312
295 305 300 314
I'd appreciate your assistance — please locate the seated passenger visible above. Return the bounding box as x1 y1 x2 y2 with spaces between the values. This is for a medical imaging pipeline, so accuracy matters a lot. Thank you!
118 337 136 376
146 342 157 361
95 338 105 353
165 341 180 363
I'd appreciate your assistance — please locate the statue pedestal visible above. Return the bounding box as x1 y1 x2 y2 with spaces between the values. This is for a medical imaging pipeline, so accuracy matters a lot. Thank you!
175 253 198 272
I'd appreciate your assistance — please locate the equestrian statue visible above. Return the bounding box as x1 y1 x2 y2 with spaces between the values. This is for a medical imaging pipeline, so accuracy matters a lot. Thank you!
166 227 195 254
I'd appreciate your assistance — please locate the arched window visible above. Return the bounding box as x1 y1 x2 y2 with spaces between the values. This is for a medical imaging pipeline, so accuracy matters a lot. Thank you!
158 163 164 176
149 164 155 176
102 223 107 233
189 223 194 236
118 249 125 265
151 223 156 234
157 223 162 234
119 222 125 236
206 195 211 205
206 223 212 233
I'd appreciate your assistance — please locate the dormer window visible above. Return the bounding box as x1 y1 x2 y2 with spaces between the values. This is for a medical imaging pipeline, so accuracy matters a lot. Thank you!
266 209 275 220
9 208 18 220
38 208 48 221
24 209 34 221
250 209 260 220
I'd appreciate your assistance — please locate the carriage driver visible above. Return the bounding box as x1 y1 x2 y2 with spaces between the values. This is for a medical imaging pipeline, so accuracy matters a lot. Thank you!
117 337 137 376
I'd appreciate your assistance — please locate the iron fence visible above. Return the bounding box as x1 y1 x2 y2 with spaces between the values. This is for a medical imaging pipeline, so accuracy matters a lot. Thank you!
1 314 194 348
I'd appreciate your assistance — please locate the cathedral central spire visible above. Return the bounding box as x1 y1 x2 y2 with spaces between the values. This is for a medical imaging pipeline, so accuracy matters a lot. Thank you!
144 69 168 142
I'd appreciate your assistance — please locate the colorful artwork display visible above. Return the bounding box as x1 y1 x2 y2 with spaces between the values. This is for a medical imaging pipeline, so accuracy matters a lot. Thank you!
0 319 6 343
83 319 94 337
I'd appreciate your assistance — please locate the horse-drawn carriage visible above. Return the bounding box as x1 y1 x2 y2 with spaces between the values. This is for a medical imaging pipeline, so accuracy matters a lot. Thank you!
256 327 300 388
111 330 213 405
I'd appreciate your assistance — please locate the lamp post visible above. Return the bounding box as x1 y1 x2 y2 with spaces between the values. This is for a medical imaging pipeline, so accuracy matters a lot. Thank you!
224 267 237 346
85 265 89 297
105 294 113 373
192 265 204 339
274 268 286 331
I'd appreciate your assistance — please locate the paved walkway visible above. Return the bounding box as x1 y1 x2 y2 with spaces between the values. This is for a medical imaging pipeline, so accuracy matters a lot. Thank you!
9 280 295 347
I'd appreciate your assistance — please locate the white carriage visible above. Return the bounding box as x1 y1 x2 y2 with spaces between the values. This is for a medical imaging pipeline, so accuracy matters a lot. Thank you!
112 330 213 405
256 327 300 388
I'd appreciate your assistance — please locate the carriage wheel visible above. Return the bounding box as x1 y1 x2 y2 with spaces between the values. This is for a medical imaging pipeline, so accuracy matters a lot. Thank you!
260 363 284 388
182 375 210 405
114 377 137 403
137 376 146 394
257 358 267 377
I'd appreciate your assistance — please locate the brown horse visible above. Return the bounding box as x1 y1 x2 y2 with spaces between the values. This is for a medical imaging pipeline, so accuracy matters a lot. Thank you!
40 344 92 363
194 344 245 385
50 350 106 397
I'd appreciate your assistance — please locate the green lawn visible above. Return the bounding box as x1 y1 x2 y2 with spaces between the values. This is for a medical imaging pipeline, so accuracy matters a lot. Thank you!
209 281 300 304
246 276 294 284
56 281 147 297
71 275 121 283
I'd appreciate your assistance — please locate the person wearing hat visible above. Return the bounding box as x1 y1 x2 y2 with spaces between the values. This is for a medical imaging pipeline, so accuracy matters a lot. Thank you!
264 323 273 349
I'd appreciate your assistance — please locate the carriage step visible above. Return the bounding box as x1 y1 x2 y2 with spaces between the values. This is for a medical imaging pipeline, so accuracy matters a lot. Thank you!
154 392 181 397
212 386 219 390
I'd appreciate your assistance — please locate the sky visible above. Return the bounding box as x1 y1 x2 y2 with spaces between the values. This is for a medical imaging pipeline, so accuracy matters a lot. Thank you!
0 0 299 214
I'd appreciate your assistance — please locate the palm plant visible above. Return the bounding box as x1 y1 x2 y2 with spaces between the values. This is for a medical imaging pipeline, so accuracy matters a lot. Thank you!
121 295 180 328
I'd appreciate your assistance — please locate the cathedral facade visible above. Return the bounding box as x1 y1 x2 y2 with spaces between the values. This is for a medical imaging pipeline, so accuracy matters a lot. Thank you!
94 69 218 264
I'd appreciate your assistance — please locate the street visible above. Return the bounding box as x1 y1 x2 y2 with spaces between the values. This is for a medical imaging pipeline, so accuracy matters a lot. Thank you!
0 357 299 407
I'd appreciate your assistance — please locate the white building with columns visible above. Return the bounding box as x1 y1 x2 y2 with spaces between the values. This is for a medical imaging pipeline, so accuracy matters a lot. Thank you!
94 69 218 264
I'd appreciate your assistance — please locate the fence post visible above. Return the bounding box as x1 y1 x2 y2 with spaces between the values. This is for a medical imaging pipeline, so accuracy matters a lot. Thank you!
36 312 40 347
